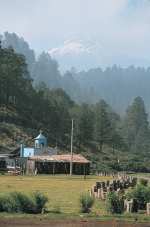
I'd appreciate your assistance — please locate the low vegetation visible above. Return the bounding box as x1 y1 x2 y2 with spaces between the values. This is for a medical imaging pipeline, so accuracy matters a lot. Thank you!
106 192 124 214
126 183 150 211
0 175 149 222
139 178 148 187
0 191 48 214
0 175 111 214
79 192 94 213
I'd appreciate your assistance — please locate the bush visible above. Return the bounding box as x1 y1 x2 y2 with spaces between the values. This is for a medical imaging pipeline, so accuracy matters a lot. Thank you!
106 192 124 214
0 191 48 214
32 191 48 213
80 192 94 213
139 178 148 187
11 192 36 213
0 193 17 213
126 184 150 210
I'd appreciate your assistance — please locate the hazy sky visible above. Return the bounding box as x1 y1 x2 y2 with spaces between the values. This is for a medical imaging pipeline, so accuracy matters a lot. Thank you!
0 0 150 70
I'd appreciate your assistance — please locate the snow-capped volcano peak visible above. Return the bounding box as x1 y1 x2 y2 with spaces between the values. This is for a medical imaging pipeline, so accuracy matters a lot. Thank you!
49 39 102 57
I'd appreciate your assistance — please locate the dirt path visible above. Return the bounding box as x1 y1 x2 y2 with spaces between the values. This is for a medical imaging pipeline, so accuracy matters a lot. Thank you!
0 219 150 227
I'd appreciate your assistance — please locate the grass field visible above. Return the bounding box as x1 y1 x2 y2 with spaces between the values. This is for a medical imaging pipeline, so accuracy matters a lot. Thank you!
0 175 111 215
0 174 150 223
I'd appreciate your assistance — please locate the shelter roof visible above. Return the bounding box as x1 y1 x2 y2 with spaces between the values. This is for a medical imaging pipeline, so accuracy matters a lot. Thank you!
29 154 90 163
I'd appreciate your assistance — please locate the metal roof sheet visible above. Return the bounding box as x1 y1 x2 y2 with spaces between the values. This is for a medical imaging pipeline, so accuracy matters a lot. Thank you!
29 154 90 163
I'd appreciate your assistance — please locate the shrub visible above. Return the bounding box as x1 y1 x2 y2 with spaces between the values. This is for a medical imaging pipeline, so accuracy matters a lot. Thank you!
132 178 138 187
106 192 124 214
0 191 48 214
80 192 94 213
0 192 36 213
32 191 48 213
11 192 36 213
139 178 148 187
126 184 150 210
0 193 17 213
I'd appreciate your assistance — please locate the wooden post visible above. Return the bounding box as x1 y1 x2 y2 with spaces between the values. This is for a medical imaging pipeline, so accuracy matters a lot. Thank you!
97 188 101 198
84 164 86 180
65 163 67 175
53 162 55 175
147 203 150 215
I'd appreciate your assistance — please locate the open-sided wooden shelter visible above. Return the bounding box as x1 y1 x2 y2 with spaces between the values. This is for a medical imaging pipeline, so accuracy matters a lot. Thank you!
26 154 90 175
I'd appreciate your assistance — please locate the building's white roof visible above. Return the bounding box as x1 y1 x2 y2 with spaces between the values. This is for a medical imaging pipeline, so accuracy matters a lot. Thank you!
0 154 9 158
35 133 46 140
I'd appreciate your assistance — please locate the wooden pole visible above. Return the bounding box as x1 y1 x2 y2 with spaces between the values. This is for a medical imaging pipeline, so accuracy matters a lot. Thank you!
70 119 74 176
84 164 86 180
53 162 55 175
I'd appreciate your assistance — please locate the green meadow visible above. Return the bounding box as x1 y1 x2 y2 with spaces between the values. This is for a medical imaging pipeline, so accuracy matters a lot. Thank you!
0 175 111 214
0 174 150 223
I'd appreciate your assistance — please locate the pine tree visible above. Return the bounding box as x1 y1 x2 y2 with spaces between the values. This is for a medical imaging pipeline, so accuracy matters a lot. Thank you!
124 96 150 153
94 100 113 152
78 103 94 146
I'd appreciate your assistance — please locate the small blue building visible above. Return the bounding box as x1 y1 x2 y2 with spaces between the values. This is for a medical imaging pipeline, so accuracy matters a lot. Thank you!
35 131 47 149
20 131 57 158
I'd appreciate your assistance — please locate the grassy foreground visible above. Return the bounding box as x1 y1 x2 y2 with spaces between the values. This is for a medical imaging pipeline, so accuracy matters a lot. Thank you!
0 174 150 222
0 175 110 214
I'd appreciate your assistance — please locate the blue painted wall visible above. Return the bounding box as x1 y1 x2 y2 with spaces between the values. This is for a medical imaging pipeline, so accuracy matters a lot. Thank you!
21 148 34 157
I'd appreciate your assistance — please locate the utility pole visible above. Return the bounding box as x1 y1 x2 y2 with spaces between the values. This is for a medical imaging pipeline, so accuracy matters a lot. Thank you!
70 119 74 176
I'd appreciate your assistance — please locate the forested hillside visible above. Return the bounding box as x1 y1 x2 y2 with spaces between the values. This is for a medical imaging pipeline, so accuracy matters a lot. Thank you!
74 66 150 113
1 32 150 114
0 43 150 172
